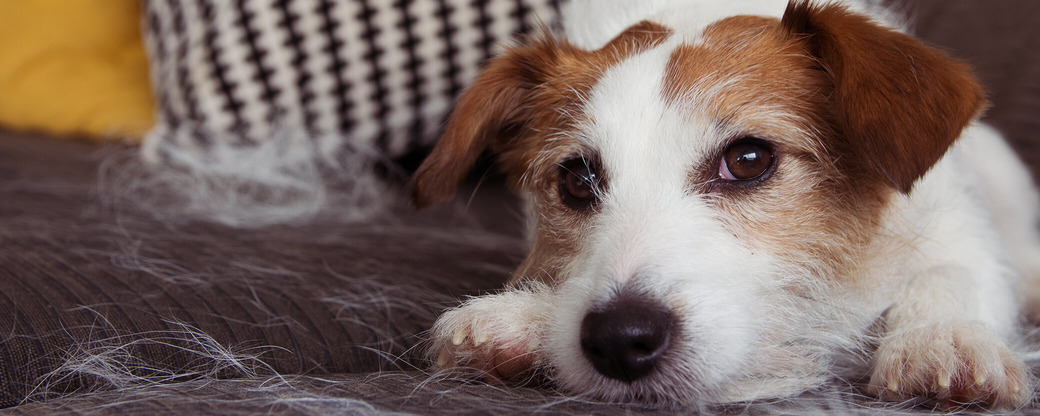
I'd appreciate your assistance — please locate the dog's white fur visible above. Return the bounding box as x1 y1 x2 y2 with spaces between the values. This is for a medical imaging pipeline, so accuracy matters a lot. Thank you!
414 0 1040 409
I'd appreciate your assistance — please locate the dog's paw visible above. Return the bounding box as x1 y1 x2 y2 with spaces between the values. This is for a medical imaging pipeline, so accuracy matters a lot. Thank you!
868 321 1030 409
428 289 547 382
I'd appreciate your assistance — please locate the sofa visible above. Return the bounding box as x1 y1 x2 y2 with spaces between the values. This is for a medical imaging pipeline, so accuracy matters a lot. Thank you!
2 1 1039 414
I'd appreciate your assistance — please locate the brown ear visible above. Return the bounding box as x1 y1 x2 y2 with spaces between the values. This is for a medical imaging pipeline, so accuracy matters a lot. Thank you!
782 1 986 193
410 21 672 209
409 36 561 209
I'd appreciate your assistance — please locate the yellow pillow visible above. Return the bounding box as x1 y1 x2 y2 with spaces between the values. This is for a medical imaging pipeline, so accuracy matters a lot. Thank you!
0 0 153 142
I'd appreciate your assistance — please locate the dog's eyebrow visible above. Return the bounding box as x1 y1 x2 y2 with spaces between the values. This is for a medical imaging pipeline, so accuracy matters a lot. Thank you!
555 155 594 179
714 114 736 127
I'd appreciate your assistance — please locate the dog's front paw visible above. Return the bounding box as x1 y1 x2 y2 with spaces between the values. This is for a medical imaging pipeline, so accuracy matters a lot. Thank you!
868 322 1030 409
429 290 547 382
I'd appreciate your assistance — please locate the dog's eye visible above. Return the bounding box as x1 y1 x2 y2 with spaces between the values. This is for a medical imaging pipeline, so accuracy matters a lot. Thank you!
719 138 774 182
559 157 601 210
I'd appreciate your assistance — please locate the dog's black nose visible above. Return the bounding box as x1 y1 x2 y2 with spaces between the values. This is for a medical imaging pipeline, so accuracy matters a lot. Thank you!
580 294 674 383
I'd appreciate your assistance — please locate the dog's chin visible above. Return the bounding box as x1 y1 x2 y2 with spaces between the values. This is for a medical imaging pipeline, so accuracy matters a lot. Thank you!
545 346 739 406
545 334 832 407
539 266 839 406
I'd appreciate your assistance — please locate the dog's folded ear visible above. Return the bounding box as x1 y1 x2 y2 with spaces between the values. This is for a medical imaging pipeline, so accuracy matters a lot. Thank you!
409 33 563 210
410 22 672 209
782 1 986 194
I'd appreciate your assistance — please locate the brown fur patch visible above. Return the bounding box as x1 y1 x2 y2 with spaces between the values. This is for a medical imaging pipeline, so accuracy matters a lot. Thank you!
664 16 827 142
410 21 671 209
664 15 837 185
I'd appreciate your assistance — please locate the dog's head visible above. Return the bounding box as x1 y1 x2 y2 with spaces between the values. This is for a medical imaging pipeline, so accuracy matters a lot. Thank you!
412 1 985 404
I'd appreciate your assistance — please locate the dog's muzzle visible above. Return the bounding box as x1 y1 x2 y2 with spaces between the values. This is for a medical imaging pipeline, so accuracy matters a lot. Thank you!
580 291 676 382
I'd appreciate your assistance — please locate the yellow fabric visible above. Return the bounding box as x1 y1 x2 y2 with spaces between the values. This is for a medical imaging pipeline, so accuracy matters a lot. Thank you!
0 0 154 142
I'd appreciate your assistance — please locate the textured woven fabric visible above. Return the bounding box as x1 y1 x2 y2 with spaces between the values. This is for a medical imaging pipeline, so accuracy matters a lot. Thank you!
0 132 524 408
902 0 1040 179
0 372 888 415
140 0 561 163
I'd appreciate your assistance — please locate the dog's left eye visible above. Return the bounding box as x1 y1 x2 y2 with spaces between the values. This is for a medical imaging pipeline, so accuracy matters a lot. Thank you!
559 157 601 210
719 138 775 182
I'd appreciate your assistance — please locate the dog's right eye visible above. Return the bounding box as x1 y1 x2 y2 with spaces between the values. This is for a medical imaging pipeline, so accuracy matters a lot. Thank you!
559 157 601 210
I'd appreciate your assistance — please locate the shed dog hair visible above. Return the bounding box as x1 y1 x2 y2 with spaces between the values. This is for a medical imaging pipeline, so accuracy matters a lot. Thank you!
411 0 1040 409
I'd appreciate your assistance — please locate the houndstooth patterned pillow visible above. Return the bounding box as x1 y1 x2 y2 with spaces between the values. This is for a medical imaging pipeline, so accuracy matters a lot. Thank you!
141 0 561 164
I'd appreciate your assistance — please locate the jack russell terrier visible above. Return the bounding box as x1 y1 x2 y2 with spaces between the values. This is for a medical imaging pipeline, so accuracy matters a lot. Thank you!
410 0 1040 409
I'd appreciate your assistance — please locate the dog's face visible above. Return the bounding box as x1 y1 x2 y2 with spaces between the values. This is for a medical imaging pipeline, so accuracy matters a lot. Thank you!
413 2 984 404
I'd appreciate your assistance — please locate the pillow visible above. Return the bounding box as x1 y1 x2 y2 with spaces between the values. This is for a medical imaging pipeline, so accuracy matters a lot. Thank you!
0 0 154 142
141 0 562 163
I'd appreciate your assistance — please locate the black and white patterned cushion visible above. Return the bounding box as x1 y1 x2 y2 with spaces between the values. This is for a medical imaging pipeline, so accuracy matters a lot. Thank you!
141 0 561 164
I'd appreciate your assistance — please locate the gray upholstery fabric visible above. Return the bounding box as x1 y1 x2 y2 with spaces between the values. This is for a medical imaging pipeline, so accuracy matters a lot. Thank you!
0 132 525 408
1 0 1038 414
903 0 1040 181
0 372 905 415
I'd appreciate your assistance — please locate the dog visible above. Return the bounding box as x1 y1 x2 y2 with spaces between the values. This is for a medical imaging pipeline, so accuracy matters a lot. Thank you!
410 0 1040 409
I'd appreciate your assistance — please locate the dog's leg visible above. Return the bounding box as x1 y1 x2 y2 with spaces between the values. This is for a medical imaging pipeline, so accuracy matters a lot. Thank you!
867 266 1030 409
1019 244 1040 323
864 127 1037 409
428 285 550 382
957 124 1040 322
1021 252 1040 325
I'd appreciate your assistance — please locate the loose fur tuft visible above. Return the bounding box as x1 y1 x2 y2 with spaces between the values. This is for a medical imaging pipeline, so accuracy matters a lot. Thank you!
106 129 395 228
26 315 285 403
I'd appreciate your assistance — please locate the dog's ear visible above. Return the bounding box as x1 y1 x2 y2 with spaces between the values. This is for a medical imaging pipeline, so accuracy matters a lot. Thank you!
782 1 986 193
411 22 673 209
409 35 563 209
